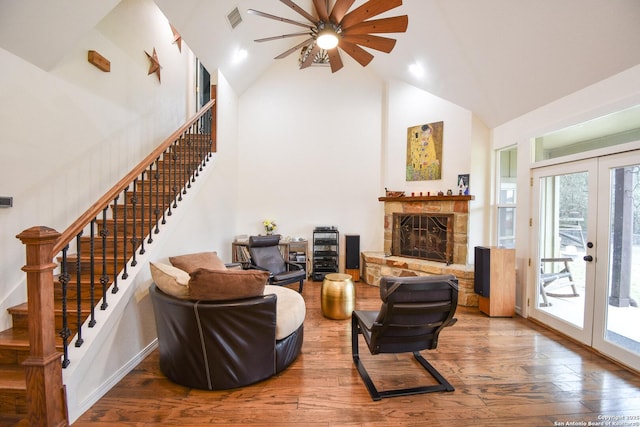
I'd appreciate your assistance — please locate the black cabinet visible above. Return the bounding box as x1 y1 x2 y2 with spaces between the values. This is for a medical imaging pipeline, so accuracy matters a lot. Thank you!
312 227 339 281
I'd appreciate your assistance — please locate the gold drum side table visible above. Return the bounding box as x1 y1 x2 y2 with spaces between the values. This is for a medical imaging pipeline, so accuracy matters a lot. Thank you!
321 273 355 320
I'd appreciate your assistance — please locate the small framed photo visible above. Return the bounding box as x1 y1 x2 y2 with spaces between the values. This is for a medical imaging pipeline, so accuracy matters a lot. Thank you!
457 174 470 195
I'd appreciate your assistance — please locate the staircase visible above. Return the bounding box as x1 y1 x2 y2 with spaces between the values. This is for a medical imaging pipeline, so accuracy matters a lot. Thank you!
0 95 216 426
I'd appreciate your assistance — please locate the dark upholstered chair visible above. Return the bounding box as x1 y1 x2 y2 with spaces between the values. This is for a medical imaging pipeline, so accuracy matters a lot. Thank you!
248 235 306 293
149 283 304 390
352 274 458 400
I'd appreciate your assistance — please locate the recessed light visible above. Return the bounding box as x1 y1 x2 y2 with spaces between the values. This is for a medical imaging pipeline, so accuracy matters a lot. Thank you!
409 62 424 78
233 48 248 63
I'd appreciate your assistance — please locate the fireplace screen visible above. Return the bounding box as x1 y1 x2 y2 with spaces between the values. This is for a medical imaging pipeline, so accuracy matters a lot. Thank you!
392 213 453 264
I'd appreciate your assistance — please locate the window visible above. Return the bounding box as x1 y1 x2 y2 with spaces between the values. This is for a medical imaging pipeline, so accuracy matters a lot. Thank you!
497 146 517 248
533 104 640 162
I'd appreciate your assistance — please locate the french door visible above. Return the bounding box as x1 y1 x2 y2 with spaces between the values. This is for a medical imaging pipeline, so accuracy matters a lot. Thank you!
531 151 640 371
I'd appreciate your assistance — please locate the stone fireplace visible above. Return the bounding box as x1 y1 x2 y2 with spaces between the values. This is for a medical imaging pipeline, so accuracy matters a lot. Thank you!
362 195 477 306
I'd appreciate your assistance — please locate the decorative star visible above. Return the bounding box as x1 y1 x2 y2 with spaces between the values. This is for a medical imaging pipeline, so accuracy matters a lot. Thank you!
170 24 182 52
145 48 161 83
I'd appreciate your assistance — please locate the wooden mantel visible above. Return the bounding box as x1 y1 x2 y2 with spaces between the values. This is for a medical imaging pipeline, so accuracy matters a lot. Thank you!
378 195 475 202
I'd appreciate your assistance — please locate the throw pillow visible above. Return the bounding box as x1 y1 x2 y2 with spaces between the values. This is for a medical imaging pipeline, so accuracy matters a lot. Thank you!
169 251 227 273
149 262 190 299
188 268 269 301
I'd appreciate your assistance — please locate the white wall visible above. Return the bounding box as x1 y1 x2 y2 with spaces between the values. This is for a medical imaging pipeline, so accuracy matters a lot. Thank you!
235 66 491 267
493 64 640 315
236 59 385 266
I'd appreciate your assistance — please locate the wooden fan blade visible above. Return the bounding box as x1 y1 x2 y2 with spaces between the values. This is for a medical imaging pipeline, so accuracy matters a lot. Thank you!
280 0 317 24
301 44 320 69
342 16 408 35
275 38 314 59
328 48 344 73
340 0 403 29
312 0 330 22
255 32 312 42
247 9 312 29
341 33 396 53
338 39 374 67
329 0 356 23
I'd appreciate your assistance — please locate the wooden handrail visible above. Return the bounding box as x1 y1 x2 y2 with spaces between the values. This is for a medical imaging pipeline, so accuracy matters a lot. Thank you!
53 99 216 254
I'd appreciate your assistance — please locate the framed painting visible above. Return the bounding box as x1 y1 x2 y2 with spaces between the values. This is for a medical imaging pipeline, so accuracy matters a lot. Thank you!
406 121 443 181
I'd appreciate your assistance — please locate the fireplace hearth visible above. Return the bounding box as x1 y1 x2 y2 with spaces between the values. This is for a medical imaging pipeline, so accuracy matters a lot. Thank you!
392 213 453 264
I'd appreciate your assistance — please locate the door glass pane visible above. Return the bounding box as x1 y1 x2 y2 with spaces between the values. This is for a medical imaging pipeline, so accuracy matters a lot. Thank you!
538 172 588 328
604 165 640 355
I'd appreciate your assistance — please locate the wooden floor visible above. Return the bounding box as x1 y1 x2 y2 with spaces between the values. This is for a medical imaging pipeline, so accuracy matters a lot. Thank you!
74 280 640 426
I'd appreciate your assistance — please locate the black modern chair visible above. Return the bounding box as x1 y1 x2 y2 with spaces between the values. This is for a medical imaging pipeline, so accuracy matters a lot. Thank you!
248 235 306 293
352 274 458 401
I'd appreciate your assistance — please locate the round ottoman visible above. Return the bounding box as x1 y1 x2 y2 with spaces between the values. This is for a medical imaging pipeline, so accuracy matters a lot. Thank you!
321 273 355 319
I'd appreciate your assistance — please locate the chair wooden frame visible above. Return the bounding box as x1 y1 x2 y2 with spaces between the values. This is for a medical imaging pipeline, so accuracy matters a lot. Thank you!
351 275 458 401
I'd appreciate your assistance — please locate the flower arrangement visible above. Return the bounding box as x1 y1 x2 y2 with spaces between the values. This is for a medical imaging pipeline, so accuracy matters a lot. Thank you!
263 219 277 235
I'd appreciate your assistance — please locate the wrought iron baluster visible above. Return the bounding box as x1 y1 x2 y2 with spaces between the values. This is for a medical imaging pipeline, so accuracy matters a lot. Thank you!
187 130 193 188
163 149 171 217
100 207 109 308
59 245 71 368
154 157 161 233
121 186 129 280
130 179 139 265
195 118 202 177
148 162 155 241
75 232 84 348
207 109 213 160
182 134 189 194
88 221 96 327
112 195 120 293
172 141 181 205
139 173 145 255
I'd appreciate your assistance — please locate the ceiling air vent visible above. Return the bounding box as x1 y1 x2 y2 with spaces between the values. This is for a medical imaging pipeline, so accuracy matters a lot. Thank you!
227 7 242 29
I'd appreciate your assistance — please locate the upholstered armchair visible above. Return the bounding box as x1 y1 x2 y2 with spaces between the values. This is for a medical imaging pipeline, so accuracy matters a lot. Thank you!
148 251 305 390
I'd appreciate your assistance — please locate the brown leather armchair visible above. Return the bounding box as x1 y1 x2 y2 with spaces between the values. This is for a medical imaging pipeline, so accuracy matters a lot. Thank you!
150 283 304 390
248 235 306 293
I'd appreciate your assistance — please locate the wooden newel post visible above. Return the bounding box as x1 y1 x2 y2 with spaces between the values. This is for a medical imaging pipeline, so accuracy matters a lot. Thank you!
16 226 68 427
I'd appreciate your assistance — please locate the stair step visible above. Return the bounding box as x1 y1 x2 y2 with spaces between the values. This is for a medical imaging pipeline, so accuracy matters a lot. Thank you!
0 365 26 390
0 328 30 361
0 344 30 420
9 303 92 337
54 276 116 302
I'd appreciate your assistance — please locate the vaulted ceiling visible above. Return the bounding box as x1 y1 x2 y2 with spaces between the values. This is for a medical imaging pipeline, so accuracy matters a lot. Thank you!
154 0 640 128
2 0 640 128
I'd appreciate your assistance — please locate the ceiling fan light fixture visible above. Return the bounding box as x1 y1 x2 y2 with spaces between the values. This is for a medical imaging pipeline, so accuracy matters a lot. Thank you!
316 28 339 50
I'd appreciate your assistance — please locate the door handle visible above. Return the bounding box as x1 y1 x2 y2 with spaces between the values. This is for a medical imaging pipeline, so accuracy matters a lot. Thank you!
583 255 593 262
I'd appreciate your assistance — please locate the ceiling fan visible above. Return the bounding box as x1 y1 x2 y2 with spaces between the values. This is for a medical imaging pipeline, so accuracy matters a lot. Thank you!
247 0 408 73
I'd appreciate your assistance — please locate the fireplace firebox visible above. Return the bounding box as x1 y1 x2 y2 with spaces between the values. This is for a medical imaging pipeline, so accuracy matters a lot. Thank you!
391 213 453 264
